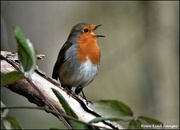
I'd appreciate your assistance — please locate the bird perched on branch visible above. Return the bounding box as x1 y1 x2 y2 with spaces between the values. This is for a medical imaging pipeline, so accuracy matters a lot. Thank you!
52 23 104 98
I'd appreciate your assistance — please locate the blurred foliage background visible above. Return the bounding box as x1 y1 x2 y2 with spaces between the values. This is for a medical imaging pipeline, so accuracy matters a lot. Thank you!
1 1 179 129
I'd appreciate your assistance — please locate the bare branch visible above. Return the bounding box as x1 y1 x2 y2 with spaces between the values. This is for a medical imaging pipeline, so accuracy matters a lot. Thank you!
1 51 123 129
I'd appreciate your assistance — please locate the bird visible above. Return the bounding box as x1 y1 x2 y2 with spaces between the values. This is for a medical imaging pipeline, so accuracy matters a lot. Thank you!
52 23 104 98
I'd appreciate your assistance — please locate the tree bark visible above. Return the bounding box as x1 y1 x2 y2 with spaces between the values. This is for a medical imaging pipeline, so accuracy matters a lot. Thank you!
1 51 123 129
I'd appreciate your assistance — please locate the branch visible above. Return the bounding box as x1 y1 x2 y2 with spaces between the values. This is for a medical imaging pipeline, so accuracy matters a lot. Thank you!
1 51 123 129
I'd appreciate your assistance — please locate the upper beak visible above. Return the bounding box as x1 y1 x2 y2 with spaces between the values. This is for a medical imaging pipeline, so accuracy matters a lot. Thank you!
94 24 105 37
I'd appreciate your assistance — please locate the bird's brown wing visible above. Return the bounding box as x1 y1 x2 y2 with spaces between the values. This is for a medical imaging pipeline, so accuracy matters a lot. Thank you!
52 41 73 80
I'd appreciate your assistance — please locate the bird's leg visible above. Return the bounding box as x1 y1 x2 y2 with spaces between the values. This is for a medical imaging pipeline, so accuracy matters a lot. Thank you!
75 87 89 104
75 87 82 95
81 90 87 100
61 84 73 95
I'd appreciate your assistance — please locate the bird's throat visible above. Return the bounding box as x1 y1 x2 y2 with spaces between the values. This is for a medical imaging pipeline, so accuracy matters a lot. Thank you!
76 35 100 64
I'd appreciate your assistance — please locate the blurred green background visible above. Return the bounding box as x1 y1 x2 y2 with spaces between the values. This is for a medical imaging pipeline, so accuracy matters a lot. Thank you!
1 1 179 129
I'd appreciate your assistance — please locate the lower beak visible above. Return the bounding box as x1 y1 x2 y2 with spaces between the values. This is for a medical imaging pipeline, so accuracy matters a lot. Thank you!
96 34 105 37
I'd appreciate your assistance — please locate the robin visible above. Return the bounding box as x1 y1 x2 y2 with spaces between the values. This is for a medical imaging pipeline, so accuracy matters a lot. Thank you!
52 23 104 98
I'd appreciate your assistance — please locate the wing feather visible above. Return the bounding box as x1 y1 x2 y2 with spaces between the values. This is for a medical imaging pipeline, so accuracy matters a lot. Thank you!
52 42 73 79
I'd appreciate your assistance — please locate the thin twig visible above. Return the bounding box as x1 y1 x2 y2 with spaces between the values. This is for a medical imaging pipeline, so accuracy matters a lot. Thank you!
1 106 106 129
26 78 72 129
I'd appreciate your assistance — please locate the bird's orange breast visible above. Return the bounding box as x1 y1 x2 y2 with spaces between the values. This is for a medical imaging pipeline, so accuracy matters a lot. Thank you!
76 34 100 64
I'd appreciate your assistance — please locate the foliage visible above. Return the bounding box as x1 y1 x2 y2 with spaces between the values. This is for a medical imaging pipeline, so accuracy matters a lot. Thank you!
13 26 37 78
89 100 163 129
1 26 36 87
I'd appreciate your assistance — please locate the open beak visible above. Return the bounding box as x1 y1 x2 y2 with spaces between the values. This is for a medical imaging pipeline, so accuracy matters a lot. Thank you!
94 24 105 37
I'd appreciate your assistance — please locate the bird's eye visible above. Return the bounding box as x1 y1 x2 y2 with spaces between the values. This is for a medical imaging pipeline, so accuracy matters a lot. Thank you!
84 29 89 32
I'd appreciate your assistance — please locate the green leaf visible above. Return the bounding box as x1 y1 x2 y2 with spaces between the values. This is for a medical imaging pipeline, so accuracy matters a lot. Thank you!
52 88 78 118
92 100 133 117
136 119 143 129
89 116 124 124
128 119 142 129
69 121 89 129
3 116 23 129
52 88 88 129
138 116 163 125
128 120 135 129
1 71 24 87
13 26 36 78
